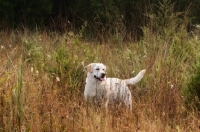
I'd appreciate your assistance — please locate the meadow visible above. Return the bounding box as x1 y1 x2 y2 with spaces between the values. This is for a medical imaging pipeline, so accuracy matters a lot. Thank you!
1 4 200 131
0 26 199 132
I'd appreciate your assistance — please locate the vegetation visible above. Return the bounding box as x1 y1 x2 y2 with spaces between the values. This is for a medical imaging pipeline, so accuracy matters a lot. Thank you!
0 0 200 131
0 0 200 41
184 51 200 111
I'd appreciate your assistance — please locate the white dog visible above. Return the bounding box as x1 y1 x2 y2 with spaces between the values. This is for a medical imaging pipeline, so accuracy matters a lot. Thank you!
83 63 146 110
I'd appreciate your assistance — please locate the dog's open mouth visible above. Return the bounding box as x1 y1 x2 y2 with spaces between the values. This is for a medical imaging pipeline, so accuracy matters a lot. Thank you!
94 75 105 81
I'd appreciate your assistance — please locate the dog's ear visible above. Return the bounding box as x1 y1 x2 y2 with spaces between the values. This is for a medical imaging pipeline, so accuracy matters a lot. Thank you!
85 63 95 73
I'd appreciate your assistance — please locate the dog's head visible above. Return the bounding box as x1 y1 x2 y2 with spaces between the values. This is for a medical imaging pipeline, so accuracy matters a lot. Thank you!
85 63 106 81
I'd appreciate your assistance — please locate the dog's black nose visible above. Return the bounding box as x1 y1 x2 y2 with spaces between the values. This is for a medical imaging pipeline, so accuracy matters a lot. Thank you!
101 73 106 78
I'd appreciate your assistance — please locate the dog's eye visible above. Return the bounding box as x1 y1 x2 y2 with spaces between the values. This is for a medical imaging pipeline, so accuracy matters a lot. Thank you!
103 69 105 71
96 68 100 71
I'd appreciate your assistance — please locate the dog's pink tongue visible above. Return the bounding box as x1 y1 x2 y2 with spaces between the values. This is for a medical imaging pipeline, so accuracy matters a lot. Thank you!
100 78 105 81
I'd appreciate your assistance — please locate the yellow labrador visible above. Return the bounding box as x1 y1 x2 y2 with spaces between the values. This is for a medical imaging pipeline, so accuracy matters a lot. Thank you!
83 63 146 110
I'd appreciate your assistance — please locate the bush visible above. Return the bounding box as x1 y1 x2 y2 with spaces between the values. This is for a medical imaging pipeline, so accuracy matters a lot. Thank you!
184 55 200 110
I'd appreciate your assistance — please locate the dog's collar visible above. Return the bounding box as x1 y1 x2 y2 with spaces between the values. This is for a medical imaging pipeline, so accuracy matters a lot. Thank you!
94 75 105 81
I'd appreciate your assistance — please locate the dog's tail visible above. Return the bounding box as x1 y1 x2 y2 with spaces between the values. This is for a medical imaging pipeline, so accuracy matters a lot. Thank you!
125 69 146 85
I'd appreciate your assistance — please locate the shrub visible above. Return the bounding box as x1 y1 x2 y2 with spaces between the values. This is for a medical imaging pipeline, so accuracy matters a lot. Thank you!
184 51 200 110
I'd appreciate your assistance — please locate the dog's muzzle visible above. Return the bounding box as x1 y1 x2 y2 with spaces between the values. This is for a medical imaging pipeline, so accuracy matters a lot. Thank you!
94 73 106 81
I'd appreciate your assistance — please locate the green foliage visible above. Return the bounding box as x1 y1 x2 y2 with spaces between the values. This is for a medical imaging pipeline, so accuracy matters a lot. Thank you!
142 0 200 113
51 46 71 79
0 0 200 41
147 0 188 38
185 67 200 110
23 39 45 71
183 38 200 110
15 64 24 131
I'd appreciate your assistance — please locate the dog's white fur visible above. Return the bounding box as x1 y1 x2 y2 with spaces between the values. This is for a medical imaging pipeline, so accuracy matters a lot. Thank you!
84 63 146 110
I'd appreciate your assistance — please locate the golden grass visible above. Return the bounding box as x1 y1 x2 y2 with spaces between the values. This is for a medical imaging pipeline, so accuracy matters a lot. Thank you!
0 29 200 131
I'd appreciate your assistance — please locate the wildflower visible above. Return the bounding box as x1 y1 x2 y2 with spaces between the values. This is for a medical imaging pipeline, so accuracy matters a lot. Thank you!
21 125 25 132
168 82 174 89
28 51 31 56
56 77 60 82
68 31 74 36
35 70 39 74
47 54 51 59
196 24 200 29
171 84 174 89
81 62 84 65
31 67 34 72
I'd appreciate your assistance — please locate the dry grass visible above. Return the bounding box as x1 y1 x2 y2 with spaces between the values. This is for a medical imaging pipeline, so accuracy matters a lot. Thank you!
0 29 200 132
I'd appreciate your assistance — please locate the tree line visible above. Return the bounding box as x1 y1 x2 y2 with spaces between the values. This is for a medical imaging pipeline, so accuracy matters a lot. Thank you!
0 0 200 40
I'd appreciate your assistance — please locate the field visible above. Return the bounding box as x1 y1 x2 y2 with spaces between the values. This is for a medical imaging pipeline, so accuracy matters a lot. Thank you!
0 26 200 132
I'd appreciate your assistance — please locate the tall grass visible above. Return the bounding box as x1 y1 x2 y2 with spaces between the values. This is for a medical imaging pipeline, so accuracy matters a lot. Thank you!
0 1 200 131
